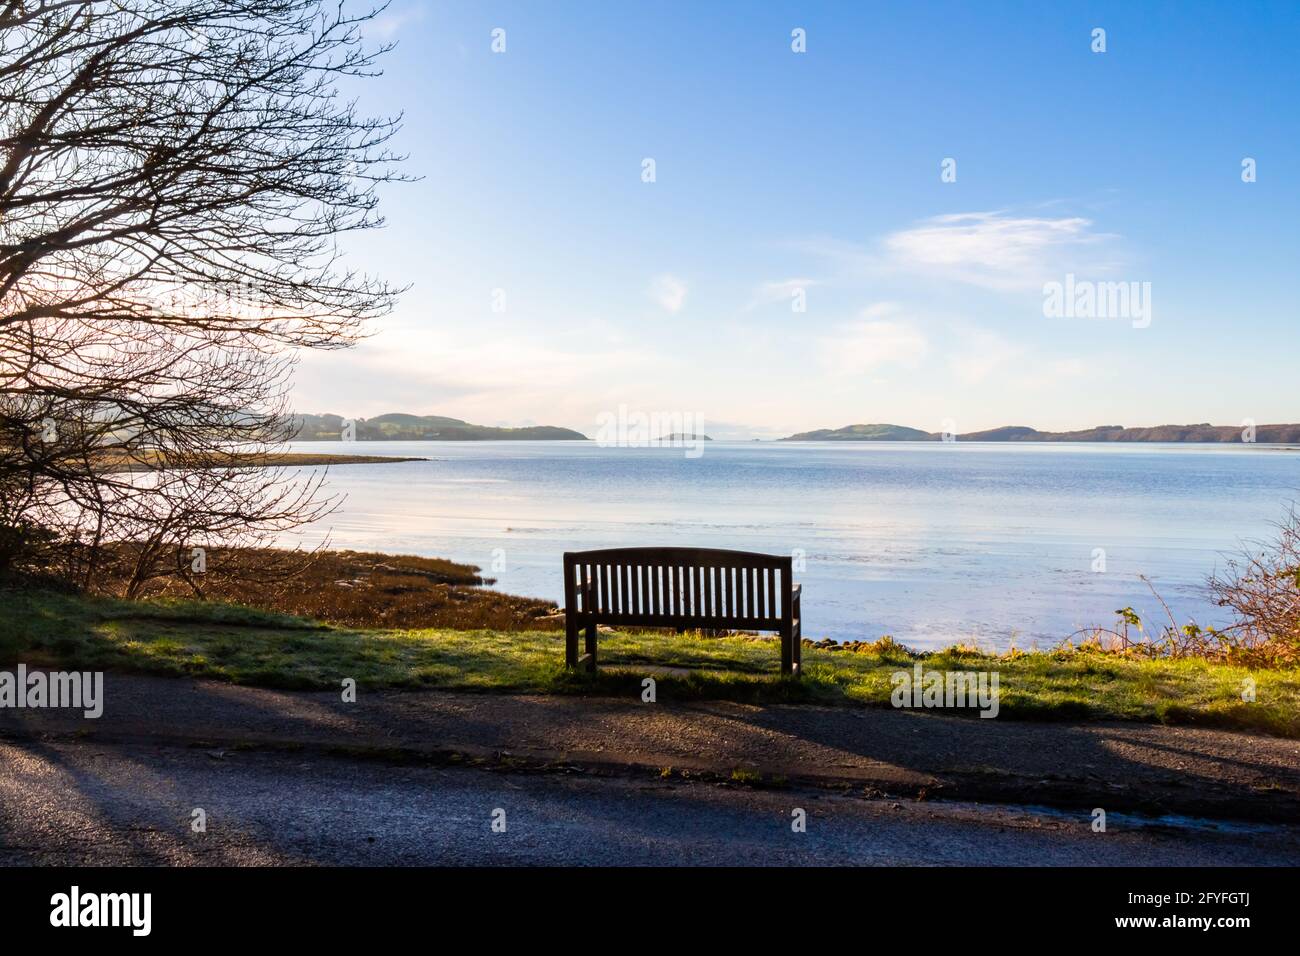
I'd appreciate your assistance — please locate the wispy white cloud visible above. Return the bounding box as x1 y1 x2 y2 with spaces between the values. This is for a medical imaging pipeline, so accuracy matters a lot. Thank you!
883 212 1116 291
745 277 818 311
793 211 1120 293
294 326 658 426
817 303 929 378
368 3 426 41
946 326 1026 385
944 325 1095 389
648 274 688 313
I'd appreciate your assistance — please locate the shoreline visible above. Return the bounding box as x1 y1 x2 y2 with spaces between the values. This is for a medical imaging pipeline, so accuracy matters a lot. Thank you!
106 452 429 472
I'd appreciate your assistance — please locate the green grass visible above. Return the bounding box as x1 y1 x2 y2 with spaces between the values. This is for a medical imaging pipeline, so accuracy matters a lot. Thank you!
4 589 1298 737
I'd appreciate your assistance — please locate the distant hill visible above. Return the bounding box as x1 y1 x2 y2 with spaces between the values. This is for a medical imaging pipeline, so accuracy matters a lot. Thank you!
957 423 1300 442
780 423 935 442
780 422 1300 443
292 413 587 441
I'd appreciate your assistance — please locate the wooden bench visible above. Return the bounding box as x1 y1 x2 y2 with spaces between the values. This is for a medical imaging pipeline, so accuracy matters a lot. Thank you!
563 547 803 676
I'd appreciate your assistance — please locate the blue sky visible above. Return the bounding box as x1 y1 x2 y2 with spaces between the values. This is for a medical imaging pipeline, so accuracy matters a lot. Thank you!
293 0 1300 437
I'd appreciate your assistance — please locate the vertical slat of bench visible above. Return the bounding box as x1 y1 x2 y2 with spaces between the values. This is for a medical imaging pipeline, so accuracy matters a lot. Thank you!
744 565 753 619
642 563 652 615
767 567 776 621
624 563 633 616
582 561 597 664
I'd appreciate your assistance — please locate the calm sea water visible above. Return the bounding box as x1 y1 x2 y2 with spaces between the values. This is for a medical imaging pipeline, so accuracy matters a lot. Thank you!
281 440 1300 650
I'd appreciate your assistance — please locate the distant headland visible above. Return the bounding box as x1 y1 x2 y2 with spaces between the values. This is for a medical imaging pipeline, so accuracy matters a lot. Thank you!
291 414 1300 444
293 413 588 441
780 423 1300 443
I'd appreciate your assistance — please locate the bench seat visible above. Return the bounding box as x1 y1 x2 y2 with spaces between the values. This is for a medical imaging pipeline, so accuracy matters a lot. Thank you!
563 547 803 676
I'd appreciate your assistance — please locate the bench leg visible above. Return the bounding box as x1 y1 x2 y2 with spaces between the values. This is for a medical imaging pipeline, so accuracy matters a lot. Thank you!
780 624 793 676
565 614 579 669
584 621 597 672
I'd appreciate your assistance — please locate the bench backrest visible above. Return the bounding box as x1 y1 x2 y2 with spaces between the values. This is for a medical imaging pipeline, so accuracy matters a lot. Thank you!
563 547 793 631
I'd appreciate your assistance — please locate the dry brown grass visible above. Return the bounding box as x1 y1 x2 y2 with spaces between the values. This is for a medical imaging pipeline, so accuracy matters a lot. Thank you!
96 545 563 631
97 450 426 472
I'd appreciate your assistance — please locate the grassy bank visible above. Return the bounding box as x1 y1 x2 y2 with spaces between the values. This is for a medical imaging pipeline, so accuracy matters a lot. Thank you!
4 589 1297 737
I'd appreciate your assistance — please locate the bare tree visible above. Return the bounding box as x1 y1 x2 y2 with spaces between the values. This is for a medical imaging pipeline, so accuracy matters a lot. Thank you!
1208 506 1300 661
0 0 403 589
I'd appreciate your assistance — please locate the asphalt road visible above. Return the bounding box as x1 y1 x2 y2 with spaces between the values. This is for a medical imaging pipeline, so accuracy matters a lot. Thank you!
5 674 1298 822
3 739 1296 866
